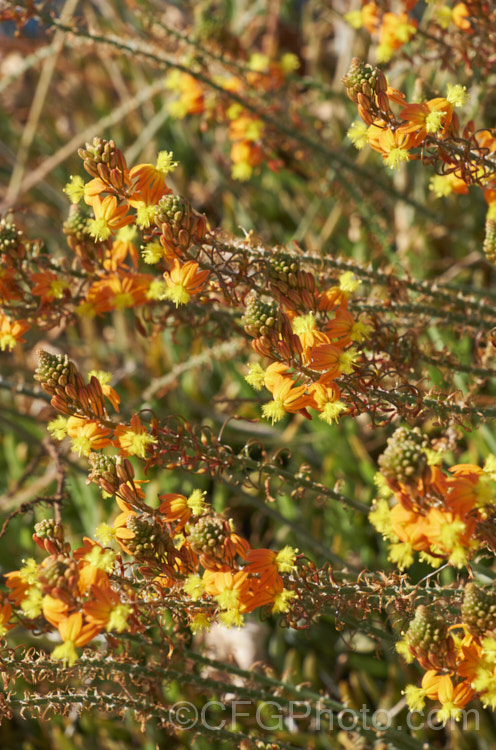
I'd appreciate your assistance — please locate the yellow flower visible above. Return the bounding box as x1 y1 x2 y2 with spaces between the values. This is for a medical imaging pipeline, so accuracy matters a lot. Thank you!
155 150 179 175
280 53 300 73
388 541 414 570
446 84 467 107
187 489 206 516
190 613 211 634
245 362 266 391
163 260 210 307
183 574 206 601
47 416 69 441
404 684 426 711
338 347 358 374
339 271 360 293
319 400 347 425
84 546 116 573
94 523 116 545
219 608 245 628
147 279 170 299
347 121 369 150
272 589 296 614
20 588 43 618
292 313 316 335
430 174 454 198
107 603 131 633
395 636 414 663
142 241 164 264
52 640 79 667
19 558 39 585
275 546 298 573
63 175 85 204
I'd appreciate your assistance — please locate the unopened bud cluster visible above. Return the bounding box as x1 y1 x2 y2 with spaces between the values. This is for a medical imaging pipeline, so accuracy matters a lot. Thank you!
405 605 455 670
78 137 129 191
378 426 429 488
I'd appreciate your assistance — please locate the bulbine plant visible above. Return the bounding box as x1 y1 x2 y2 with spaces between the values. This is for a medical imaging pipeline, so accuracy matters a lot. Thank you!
2 1 496 748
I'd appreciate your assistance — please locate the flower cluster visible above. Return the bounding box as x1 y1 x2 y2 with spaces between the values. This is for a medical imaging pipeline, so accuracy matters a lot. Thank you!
343 57 496 263
345 1 418 63
370 426 496 570
344 2 475 63
0 143 214 365
165 52 299 180
397 587 496 722
1 351 299 665
243 263 372 426
343 58 469 170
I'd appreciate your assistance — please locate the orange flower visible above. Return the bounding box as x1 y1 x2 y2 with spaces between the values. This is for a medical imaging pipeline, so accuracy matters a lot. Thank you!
261 374 313 424
129 150 178 193
229 116 264 143
4 571 30 606
421 671 474 718
113 413 157 459
88 370 120 412
83 584 131 633
245 545 298 585
203 569 252 611
43 594 69 627
0 601 13 637
73 538 114 593
378 12 417 61
263 362 289 390
318 286 348 312
113 496 138 554
83 177 108 204
159 490 206 532
127 183 171 229
452 3 471 31
87 195 134 242
162 259 210 307
457 634 483 682
361 2 380 33
52 611 103 665
390 504 432 552
0 313 29 351
308 381 347 424
230 141 264 180
30 271 70 303
0 266 22 302
66 416 112 456
309 342 343 376
367 124 416 168
398 98 453 141
386 86 407 107
104 226 139 271
168 73 205 117
291 314 329 360
85 272 151 313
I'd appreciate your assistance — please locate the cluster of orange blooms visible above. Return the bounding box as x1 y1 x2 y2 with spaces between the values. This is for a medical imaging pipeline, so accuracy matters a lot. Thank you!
343 57 496 228
243 265 373 427
370 426 496 571
345 1 472 62
367 428 496 721
165 51 299 180
0 139 215 353
0 350 300 666
397 594 496 723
